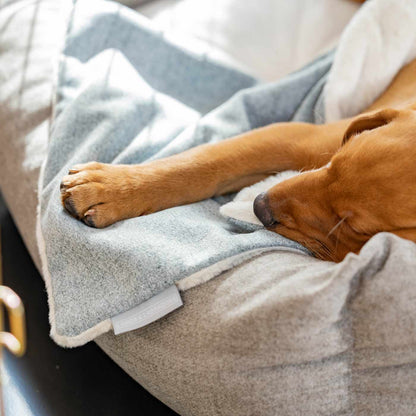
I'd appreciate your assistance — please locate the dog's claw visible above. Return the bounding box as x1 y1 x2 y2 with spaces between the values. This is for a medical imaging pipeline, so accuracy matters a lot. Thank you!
64 197 78 218
83 214 96 228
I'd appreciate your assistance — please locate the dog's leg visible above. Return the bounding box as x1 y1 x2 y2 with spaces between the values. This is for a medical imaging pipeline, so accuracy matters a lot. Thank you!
61 120 350 227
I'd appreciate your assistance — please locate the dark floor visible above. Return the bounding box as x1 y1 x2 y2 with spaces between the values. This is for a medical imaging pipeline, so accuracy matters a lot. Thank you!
0 194 177 416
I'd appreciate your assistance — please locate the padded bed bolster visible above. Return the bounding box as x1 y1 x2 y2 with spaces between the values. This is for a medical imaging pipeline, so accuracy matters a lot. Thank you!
0 0 72 269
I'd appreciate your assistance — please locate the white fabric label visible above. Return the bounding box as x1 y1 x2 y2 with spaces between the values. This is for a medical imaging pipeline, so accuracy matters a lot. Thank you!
111 285 183 335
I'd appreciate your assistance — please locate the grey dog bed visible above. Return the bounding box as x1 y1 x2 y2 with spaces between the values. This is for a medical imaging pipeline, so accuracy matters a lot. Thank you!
2 1 416 415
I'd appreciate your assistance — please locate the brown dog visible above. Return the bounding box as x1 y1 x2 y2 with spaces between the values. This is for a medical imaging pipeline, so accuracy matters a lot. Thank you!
60 58 416 262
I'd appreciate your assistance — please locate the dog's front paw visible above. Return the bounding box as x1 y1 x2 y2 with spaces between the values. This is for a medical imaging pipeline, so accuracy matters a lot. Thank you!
60 162 147 228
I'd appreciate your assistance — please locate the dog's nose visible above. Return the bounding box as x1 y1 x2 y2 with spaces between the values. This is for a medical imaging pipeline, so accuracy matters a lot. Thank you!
253 192 278 227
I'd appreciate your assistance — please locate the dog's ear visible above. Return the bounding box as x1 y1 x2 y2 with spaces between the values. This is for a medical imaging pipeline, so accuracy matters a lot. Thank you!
342 108 399 145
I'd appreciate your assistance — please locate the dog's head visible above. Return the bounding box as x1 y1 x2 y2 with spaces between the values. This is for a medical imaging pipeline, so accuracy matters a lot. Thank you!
254 108 416 261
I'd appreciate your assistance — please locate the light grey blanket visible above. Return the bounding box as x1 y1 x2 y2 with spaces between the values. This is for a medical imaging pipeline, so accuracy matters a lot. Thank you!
38 0 335 346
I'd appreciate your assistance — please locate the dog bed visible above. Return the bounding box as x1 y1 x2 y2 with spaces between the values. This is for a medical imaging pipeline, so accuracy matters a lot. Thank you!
2 0 416 415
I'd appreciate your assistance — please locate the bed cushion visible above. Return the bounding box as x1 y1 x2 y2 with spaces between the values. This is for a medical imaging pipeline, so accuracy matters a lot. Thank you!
96 237 416 415
136 0 360 81
0 0 73 270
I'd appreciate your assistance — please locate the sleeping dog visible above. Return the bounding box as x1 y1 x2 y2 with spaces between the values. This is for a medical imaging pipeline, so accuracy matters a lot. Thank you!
60 57 416 262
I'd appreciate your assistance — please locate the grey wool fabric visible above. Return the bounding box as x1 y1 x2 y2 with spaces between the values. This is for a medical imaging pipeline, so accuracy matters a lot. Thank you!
39 0 331 345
